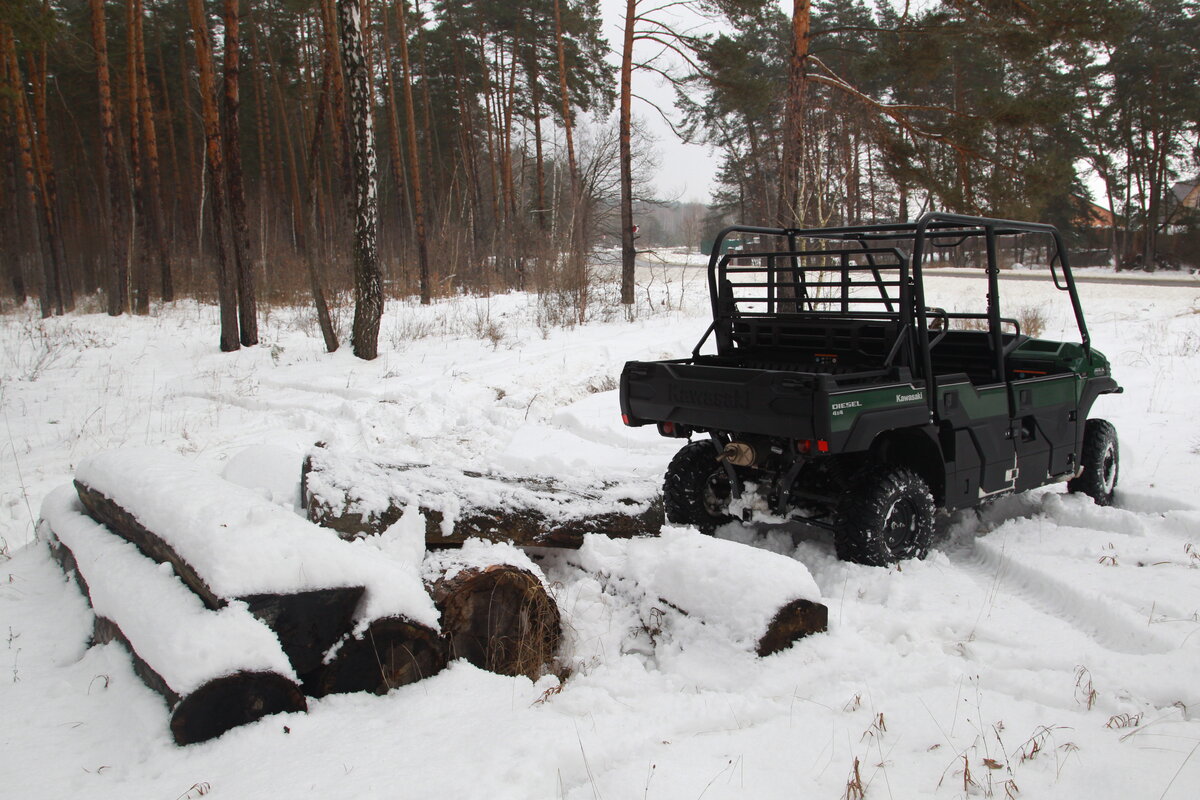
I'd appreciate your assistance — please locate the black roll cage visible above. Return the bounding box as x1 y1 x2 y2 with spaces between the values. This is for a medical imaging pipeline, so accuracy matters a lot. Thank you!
700 212 1092 404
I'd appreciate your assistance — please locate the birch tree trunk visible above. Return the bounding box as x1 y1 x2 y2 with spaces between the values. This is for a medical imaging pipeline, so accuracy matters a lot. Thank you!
336 0 383 359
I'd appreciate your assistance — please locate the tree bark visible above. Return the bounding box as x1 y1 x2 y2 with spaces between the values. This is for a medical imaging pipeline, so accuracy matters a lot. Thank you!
127 0 151 314
187 0 240 351
301 450 664 546
553 0 586 320
618 0 636 305
45 510 307 747
777 0 812 228
27 29 71 313
297 41 340 354
7 36 52 318
89 0 129 316
223 0 259 345
396 1 431 304
337 0 383 359
134 2 173 302
74 479 366 674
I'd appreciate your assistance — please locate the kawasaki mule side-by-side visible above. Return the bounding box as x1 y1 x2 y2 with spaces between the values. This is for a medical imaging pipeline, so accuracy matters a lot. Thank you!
619 213 1123 566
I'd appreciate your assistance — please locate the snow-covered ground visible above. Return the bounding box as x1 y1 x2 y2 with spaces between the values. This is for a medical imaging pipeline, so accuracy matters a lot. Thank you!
2 268 1199 799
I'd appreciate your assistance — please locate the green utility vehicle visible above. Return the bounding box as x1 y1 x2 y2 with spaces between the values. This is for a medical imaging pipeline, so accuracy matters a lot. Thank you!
619 213 1123 566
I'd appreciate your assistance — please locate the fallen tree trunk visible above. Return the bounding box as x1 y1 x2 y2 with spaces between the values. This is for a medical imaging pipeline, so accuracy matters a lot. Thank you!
41 486 306 745
301 447 663 547
73 447 442 683
304 616 446 697
74 480 363 675
424 542 562 678
564 529 828 656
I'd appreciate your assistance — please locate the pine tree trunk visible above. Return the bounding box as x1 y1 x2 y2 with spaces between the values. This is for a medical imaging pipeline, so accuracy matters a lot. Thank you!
223 0 259 346
187 0 240 352
28 30 71 313
127 0 151 315
302 41 339 354
529 45 547 233
320 0 352 193
0 28 27 303
553 0 585 320
133 0 172 302
618 0 636 305
396 3 431 305
336 0 383 359
263 31 306 254
18 45 64 316
6 32 51 318
90 0 130 316
777 0 811 228
381 11 410 243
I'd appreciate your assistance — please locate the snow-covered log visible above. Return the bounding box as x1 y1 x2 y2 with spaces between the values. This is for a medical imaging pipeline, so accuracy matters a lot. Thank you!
41 486 307 745
568 529 828 656
423 541 561 678
301 448 663 547
73 447 442 683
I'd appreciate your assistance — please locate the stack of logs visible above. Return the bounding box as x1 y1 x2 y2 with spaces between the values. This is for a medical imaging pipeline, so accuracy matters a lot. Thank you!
42 446 828 746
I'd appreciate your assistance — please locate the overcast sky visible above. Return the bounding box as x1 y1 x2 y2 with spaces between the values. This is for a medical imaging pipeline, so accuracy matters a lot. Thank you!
596 0 726 204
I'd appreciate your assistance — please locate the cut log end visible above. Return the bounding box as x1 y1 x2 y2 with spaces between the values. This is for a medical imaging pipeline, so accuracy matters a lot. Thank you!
430 565 561 679
755 597 829 657
170 672 307 746
305 617 446 698
240 587 365 676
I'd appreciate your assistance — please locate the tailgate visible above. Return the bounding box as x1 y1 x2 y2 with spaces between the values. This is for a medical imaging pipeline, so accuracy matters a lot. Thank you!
620 360 820 439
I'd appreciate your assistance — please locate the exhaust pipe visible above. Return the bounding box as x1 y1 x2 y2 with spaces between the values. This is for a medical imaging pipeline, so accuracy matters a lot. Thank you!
717 441 757 468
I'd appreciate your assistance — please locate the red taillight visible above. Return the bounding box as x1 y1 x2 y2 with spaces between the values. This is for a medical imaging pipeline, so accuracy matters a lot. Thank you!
817 440 830 453
622 414 631 426
798 439 812 454
662 421 675 435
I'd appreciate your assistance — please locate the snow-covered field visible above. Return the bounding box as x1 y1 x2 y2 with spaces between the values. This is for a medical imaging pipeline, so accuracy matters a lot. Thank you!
2 268 1200 799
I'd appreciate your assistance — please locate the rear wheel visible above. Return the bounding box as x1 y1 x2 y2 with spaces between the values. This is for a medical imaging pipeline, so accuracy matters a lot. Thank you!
663 441 736 534
1068 419 1118 506
834 466 935 566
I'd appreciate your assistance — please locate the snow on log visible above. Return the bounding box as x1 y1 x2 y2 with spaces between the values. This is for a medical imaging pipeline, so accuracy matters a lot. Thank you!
40 486 306 745
73 447 441 680
423 541 561 678
301 447 663 547
568 529 828 655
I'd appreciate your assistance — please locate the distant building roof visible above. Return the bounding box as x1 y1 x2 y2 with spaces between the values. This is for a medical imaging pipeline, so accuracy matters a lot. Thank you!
1173 175 1200 208
1076 200 1115 228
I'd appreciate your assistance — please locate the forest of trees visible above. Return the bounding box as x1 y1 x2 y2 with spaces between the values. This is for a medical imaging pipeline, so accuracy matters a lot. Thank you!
1 0 1197 355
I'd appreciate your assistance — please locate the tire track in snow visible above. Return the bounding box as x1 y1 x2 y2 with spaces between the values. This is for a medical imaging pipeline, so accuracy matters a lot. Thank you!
947 529 1176 656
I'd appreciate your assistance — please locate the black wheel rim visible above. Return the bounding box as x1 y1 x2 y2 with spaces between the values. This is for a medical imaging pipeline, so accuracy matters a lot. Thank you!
882 498 917 552
702 471 733 519
1100 442 1117 492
